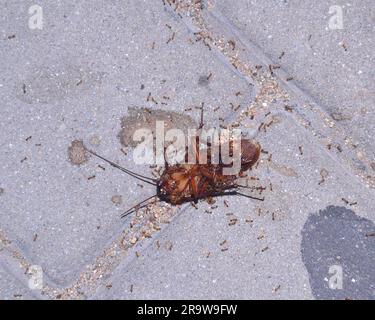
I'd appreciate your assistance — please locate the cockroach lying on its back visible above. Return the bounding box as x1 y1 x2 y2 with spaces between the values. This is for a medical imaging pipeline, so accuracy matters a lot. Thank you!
86 107 264 218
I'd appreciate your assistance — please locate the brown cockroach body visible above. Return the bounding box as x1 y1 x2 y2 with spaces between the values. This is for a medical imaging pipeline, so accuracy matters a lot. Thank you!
86 107 263 217
157 138 261 205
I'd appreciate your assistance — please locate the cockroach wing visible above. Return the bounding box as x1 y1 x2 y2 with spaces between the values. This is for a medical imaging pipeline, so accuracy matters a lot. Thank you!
240 139 261 171
204 138 261 172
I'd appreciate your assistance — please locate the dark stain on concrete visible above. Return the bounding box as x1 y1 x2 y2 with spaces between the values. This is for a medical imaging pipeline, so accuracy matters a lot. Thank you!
198 75 210 87
301 205 375 300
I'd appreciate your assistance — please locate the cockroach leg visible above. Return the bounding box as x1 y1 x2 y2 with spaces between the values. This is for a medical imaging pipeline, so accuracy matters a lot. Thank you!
121 194 158 218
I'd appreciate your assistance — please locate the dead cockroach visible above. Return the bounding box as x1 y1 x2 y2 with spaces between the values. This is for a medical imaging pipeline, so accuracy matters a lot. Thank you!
85 107 264 218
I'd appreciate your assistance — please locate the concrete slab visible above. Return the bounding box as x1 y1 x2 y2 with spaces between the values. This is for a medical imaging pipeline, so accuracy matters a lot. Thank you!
0 0 255 287
215 0 375 160
0 232 43 300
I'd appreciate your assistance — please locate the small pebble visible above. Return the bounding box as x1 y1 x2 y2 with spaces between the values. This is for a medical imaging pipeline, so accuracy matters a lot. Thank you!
111 195 122 205
320 168 329 179
89 135 101 146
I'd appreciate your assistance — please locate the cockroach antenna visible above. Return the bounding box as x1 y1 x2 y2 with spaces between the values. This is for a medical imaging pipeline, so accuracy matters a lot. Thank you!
85 148 160 218
85 149 157 186
233 191 264 201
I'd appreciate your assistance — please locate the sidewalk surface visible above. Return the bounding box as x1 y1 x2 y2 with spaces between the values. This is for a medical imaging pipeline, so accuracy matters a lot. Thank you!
1 0 374 299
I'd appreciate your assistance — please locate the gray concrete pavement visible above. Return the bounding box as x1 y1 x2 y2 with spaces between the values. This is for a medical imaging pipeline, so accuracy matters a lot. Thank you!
0 0 374 299
216 0 375 159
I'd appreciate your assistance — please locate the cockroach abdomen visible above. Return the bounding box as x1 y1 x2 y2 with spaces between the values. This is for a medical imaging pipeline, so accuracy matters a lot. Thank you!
240 139 261 171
